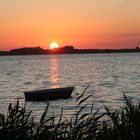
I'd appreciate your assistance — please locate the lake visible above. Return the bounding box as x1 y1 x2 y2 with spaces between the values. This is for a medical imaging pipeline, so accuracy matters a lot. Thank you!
0 53 140 120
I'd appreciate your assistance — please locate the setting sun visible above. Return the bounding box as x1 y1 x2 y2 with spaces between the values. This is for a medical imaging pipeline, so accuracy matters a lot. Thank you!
50 42 59 49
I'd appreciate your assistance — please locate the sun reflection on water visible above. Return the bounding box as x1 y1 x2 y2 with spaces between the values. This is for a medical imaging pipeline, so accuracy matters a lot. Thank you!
50 57 59 88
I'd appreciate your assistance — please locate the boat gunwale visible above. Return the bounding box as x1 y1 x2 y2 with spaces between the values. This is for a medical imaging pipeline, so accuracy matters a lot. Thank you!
24 86 75 94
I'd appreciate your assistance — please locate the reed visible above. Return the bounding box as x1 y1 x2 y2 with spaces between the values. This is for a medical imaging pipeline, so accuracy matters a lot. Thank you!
0 101 34 140
97 94 140 140
0 93 139 140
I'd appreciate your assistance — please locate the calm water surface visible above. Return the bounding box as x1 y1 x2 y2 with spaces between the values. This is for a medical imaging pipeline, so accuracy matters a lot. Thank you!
0 53 140 119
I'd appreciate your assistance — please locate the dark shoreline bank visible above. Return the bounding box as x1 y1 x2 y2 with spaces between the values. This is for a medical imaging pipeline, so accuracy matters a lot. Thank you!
0 46 140 55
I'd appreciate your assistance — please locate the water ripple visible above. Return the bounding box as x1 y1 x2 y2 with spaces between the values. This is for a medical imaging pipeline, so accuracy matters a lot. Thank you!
0 53 140 118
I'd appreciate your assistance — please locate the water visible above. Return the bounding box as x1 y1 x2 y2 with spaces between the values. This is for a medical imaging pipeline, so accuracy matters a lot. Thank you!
0 53 140 120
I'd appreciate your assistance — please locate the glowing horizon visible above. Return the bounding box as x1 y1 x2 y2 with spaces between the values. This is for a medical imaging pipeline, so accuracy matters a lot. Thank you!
0 0 140 51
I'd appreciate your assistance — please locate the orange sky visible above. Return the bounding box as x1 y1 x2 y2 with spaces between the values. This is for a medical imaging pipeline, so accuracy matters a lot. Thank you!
0 0 140 50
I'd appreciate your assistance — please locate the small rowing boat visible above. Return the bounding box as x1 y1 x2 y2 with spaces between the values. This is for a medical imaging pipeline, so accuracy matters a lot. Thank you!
24 86 74 101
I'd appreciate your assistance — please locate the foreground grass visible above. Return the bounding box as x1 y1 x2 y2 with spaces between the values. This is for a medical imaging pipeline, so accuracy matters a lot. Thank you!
0 94 140 140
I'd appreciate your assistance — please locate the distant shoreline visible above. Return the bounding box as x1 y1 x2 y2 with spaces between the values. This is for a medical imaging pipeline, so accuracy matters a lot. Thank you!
0 46 140 55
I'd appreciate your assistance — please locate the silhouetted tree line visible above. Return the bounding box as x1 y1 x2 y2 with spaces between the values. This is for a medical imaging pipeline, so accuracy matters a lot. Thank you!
9 47 45 55
47 46 75 54
0 46 76 55
75 47 140 54
0 46 140 55
0 51 8 55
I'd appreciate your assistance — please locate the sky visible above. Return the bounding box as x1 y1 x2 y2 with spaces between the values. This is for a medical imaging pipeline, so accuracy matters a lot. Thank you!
0 0 140 50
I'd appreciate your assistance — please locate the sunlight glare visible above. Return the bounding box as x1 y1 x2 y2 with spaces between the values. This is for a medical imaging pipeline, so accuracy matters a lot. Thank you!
50 42 59 49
